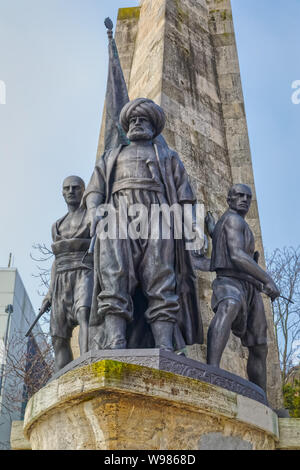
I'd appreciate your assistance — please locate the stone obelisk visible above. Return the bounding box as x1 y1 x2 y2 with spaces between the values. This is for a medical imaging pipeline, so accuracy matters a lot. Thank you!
97 0 283 409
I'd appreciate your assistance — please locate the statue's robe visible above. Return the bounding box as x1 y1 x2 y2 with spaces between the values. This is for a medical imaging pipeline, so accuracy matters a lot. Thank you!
83 136 203 349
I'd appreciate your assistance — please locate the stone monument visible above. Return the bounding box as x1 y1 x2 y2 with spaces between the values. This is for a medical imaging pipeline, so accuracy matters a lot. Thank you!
19 0 300 452
97 0 283 410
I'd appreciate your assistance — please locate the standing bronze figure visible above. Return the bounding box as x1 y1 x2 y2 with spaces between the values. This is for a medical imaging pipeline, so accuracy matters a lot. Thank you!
84 98 203 352
206 184 280 392
40 176 93 372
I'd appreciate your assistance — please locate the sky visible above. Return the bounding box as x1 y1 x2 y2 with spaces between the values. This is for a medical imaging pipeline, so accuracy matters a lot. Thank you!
0 0 299 314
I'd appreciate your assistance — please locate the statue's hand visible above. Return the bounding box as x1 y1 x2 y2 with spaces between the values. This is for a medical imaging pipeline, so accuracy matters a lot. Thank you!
191 252 211 272
40 297 51 315
192 248 204 257
88 208 102 237
190 234 208 257
90 216 103 238
263 279 280 302
205 211 216 238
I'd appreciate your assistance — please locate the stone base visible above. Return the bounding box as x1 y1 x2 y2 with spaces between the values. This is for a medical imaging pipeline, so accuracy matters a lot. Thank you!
49 349 268 406
277 419 300 450
24 357 279 450
10 421 31 451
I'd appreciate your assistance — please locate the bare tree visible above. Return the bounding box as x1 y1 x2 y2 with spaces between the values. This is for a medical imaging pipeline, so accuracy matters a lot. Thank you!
30 243 53 292
0 245 57 449
30 243 54 329
0 330 54 449
1 331 54 409
266 247 300 384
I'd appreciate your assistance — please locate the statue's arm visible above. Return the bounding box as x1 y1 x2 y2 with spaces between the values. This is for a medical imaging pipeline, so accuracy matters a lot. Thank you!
225 215 279 298
171 152 196 204
40 259 56 314
205 211 216 239
85 192 103 211
82 161 107 236
47 260 56 301
82 157 107 209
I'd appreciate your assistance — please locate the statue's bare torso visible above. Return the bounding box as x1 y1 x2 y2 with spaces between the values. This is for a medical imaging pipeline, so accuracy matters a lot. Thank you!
58 209 85 239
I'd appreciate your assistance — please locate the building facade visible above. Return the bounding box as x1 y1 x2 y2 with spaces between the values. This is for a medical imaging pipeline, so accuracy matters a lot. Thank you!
0 268 49 449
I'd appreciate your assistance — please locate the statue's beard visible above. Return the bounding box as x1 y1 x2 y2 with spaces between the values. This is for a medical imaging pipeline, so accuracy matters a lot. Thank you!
127 127 154 142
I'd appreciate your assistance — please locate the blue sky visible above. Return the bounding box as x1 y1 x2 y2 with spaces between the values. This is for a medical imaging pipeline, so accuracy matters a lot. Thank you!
0 0 299 313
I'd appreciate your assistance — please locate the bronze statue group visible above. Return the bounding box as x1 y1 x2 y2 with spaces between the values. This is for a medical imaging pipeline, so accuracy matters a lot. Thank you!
36 21 281 398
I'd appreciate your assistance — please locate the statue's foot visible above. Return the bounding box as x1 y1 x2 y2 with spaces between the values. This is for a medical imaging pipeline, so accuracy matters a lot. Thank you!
106 341 127 350
104 315 127 350
151 321 174 352
176 350 186 357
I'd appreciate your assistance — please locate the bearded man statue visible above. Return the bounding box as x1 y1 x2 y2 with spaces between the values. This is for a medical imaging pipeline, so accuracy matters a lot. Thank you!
83 98 203 352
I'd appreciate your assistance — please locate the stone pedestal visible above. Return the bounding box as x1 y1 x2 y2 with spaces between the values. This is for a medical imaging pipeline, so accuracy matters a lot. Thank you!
277 419 300 450
24 355 279 450
10 421 31 451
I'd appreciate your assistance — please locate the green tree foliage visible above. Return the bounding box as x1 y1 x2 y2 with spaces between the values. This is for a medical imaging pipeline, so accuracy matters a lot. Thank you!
283 380 300 418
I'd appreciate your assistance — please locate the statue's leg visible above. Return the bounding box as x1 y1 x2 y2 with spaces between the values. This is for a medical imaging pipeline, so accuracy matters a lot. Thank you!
139 238 179 351
77 307 90 354
74 269 93 354
247 344 268 392
52 336 73 372
207 298 241 367
98 237 137 349
104 314 127 349
150 320 175 352
244 291 268 392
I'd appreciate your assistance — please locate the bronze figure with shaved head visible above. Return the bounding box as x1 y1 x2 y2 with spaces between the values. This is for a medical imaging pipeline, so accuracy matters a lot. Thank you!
40 175 93 372
205 183 280 394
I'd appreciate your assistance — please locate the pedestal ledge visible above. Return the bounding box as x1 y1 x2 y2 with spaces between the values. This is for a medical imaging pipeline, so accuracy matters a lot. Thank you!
24 359 279 450
277 419 300 450
10 421 31 450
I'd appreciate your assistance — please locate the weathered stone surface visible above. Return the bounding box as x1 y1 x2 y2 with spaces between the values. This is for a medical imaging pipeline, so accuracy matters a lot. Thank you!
95 0 283 409
277 419 300 450
10 421 31 451
24 360 279 450
198 433 253 450
70 326 80 360
48 349 268 406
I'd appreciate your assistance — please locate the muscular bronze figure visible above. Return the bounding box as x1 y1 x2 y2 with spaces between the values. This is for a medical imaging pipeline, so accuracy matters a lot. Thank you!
40 176 93 372
206 184 280 392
